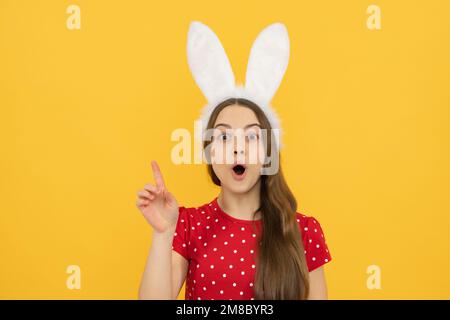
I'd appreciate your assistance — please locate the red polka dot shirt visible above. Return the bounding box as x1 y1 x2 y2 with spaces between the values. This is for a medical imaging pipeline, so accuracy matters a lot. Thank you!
171 197 332 300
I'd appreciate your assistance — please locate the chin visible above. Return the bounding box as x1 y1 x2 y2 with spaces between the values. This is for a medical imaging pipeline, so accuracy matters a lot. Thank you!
222 178 259 194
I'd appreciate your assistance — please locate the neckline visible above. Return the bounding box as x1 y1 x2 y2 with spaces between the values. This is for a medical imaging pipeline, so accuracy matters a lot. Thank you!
212 197 262 225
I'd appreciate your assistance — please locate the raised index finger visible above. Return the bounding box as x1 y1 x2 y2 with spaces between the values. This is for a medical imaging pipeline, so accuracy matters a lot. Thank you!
151 160 166 190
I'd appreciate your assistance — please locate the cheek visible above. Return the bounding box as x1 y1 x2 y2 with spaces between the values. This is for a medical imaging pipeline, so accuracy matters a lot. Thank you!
245 140 266 165
210 142 234 164
211 164 228 180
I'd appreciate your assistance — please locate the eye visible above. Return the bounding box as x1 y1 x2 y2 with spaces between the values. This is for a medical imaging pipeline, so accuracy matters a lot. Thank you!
218 132 232 141
246 132 259 141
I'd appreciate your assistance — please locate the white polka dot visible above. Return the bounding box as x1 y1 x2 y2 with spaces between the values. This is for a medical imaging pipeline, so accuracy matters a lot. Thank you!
207 216 211 219
316 244 320 248
198 236 202 240
233 283 236 287
233 250 238 254
297 219 300 222
181 219 184 223
213 234 217 238
203 287 207 291
250 250 254 254
197 222 201 226
206 226 210 229
201 273 204 277
242 239 246 243
314 228 317 233
215 219 219 223
174 232 177 236
201 211 205 214
210 265 214 269
304 227 308 231
220 256 224 260
312 257 316 261
212 281 216 285
251 265 255 269
213 248 217 252
204 242 207 246
230 233 234 237
313 220 317 224
325 258 329 262
241 271 245 275
198 297 201 300
240 258 244 262
220 290 223 294
241 227 245 231
229 265 233 269
309 239 312 243
240 291 244 295
197 264 200 268
214 208 217 211
194 248 197 252
224 241 228 245
191 227 195 230
222 226 226 230
182 243 186 247
252 234 256 237
203 254 207 258
250 283 254 287
223 273 227 278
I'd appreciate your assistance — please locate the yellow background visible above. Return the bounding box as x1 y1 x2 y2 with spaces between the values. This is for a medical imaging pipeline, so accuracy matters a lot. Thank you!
1 0 449 299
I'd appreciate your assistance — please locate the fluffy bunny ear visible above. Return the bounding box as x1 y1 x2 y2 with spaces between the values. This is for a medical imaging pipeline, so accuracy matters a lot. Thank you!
187 21 235 103
245 23 290 104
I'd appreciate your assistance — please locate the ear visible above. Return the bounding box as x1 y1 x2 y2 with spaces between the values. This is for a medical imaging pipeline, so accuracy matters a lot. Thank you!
187 21 235 103
245 23 290 104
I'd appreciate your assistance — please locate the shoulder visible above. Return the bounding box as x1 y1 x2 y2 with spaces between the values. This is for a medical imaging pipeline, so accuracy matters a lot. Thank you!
295 212 326 235
177 200 216 226
295 211 333 272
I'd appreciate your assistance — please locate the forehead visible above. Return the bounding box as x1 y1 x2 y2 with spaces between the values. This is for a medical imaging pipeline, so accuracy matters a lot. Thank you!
213 105 259 128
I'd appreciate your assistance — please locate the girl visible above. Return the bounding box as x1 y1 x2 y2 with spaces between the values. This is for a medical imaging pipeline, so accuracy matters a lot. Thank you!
136 21 332 300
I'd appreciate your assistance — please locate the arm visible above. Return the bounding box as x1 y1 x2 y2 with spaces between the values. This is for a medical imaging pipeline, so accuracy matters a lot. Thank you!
138 227 189 300
136 160 187 299
307 266 328 300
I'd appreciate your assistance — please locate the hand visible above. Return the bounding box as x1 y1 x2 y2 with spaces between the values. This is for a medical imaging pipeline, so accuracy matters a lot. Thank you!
136 160 179 233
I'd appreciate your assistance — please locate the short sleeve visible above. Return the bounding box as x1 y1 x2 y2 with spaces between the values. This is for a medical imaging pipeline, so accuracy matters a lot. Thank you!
171 206 190 261
303 216 332 272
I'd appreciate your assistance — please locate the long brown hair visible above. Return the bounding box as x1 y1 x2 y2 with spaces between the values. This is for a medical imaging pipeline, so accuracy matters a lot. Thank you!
203 98 310 299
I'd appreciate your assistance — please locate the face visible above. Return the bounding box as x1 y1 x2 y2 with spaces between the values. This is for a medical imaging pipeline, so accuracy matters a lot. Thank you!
208 105 266 194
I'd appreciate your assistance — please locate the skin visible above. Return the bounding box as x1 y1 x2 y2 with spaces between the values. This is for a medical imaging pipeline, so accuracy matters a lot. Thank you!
136 104 328 299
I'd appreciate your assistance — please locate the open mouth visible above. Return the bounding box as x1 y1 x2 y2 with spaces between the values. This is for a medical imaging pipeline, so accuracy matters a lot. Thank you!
232 164 246 176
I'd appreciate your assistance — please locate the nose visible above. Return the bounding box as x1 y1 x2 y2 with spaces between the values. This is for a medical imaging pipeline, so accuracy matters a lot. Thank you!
234 150 244 155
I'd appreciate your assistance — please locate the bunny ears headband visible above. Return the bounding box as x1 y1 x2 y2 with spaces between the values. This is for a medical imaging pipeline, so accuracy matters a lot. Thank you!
186 21 290 149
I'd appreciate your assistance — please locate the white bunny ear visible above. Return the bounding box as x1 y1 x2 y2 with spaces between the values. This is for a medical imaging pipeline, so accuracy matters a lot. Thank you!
245 23 290 104
187 21 235 103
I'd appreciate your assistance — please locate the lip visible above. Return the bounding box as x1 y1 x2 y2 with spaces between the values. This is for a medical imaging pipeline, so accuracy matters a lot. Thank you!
231 164 247 181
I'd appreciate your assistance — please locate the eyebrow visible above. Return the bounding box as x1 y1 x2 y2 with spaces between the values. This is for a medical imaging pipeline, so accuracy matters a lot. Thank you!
214 123 261 129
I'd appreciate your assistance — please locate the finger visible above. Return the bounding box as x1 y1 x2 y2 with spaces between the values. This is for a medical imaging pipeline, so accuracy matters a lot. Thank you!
151 160 166 190
137 190 155 200
163 189 176 207
136 198 149 207
143 183 159 194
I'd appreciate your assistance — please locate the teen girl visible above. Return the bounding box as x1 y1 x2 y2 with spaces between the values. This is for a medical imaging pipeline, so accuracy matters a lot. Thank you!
135 21 332 300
